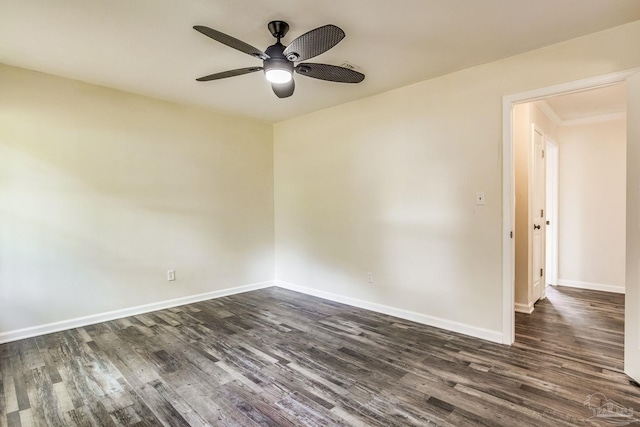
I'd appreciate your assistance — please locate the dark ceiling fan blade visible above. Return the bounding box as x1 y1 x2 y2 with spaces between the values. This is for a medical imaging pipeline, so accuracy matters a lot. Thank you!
272 79 295 98
295 63 365 83
283 25 345 62
193 25 269 60
196 67 263 81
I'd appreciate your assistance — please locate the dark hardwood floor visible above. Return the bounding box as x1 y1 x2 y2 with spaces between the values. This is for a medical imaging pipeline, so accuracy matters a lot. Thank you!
515 285 626 372
1 285 638 426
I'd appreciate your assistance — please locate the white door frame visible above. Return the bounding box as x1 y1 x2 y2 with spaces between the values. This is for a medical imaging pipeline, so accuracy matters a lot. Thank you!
545 137 559 289
501 68 639 344
530 124 546 303
624 72 640 383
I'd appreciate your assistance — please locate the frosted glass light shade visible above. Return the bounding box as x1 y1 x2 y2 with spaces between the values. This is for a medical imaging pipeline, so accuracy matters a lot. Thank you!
265 69 292 83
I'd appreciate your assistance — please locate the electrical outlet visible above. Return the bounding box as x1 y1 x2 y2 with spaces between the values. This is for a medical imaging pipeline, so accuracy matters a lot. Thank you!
167 270 175 281
367 272 373 283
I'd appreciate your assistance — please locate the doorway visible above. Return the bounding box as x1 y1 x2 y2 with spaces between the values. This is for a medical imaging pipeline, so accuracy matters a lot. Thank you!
513 83 627 317
501 69 637 345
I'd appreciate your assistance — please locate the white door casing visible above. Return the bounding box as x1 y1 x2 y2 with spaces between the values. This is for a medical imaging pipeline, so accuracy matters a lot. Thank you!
502 68 640 345
545 139 559 288
531 125 546 302
625 72 640 384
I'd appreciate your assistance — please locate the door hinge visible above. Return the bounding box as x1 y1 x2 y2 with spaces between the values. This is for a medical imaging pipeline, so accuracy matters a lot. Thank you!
541 209 544 218
542 149 545 159
540 268 544 277
510 231 513 238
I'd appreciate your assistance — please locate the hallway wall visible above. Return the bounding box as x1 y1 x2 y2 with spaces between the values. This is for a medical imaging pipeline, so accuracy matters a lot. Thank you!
557 117 627 292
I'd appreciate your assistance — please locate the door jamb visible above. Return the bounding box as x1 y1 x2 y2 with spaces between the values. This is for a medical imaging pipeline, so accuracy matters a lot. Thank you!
545 137 559 291
531 124 546 303
501 68 639 345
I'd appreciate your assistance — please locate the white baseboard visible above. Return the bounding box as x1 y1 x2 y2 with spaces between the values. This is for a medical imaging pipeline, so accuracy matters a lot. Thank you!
274 280 503 344
2 279 507 345
514 302 534 314
0 281 274 344
557 279 625 294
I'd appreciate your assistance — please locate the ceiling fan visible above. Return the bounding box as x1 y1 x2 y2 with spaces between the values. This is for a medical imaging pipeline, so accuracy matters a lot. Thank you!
193 21 365 98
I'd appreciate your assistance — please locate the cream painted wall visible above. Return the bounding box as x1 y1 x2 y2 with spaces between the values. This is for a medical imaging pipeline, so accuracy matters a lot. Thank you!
0 65 274 334
274 21 640 337
514 103 531 308
514 103 558 310
557 117 626 289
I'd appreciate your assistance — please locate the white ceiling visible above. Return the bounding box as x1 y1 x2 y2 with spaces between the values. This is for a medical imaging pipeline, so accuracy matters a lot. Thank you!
543 83 627 122
1 0 639 123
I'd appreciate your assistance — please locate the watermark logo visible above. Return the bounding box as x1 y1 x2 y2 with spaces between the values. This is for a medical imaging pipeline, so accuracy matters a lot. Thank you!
584 392 640 426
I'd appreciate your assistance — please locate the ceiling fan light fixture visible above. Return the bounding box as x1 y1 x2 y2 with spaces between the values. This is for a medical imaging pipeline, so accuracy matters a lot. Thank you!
263 57 293 83
265 68 292 83
193 21 364 97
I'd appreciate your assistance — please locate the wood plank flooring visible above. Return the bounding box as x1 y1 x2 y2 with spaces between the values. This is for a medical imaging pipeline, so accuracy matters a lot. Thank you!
515 285 626 372
1 285 638 426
